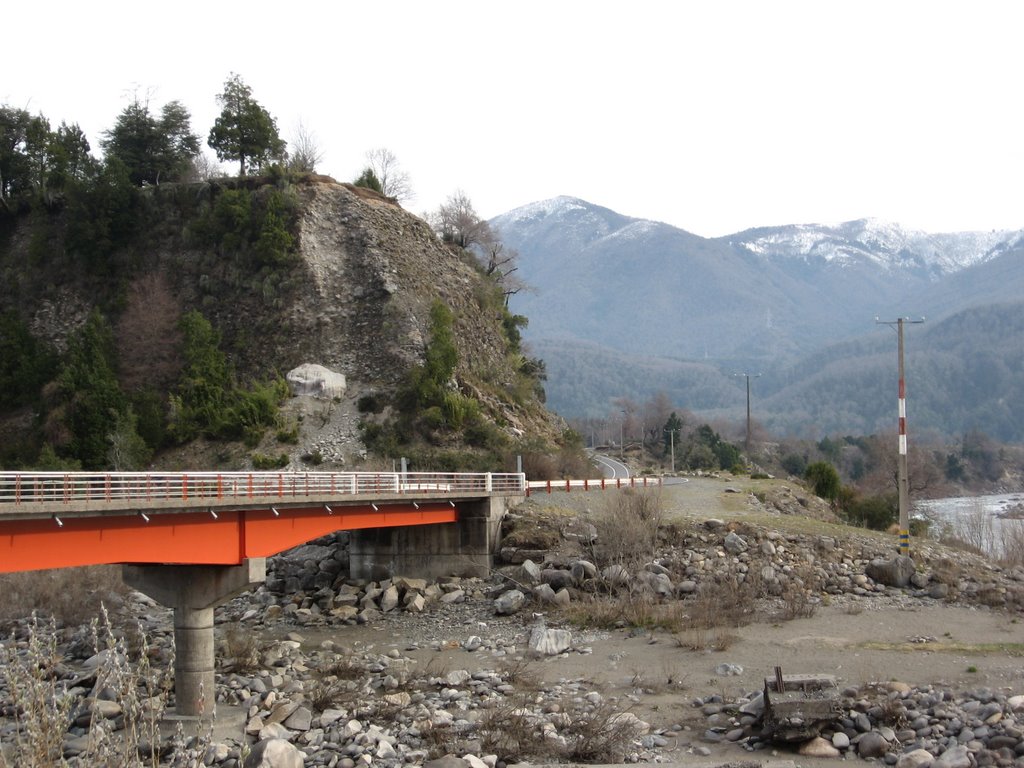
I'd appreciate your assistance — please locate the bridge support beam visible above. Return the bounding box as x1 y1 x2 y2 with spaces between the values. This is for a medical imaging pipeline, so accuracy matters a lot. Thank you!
349 496 517 581
122 558 266 718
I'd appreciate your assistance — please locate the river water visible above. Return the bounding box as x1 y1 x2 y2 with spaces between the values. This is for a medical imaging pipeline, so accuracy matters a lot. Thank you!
914 492 1024 555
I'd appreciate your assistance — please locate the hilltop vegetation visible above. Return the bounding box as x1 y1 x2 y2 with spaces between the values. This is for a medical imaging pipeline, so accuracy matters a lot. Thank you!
0 83 562 473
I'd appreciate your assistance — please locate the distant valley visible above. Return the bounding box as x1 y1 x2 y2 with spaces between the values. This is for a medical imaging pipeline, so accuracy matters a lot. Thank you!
492 198 1024 441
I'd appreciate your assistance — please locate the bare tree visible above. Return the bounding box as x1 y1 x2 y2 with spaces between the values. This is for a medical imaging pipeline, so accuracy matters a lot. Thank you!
289 120 324 173
182 151 225 182
482 238 530 305
432 189 494 249
365 147 413 202
115 273 183 393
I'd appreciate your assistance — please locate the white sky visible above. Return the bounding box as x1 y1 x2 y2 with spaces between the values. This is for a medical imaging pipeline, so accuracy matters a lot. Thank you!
6 0 1024 237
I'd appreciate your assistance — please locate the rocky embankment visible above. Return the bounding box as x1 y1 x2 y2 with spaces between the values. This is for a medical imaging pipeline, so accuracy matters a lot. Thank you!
3 495 1024 767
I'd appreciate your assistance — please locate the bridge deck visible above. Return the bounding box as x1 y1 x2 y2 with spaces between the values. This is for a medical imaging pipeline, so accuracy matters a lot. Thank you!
0 471 525 573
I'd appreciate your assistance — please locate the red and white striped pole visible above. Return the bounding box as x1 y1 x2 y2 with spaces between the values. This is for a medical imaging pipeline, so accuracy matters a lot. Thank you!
878 316 923 555
896 318 910 555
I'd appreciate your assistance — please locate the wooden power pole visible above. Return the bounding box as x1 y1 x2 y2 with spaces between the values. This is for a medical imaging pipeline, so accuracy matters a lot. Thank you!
876 317 924 555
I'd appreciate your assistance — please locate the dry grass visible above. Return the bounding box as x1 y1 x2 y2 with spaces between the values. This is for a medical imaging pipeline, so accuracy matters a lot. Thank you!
588 488 664 568
560 592 688 632
0 607 183 768
471 693 644 764
0 566 128 626
218 621 263 674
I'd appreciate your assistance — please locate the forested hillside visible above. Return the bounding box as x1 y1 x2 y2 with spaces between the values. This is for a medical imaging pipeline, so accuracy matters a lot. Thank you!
0 86 562 473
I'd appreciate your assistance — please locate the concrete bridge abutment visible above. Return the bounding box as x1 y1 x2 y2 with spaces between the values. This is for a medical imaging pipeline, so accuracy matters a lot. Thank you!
122 558 266 718
348 496 518 581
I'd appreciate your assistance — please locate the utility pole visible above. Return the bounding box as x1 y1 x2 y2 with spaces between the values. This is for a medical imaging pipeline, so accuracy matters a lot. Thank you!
733 373 761 455
619 410 626 461
876 317 924 555
664 427 675 472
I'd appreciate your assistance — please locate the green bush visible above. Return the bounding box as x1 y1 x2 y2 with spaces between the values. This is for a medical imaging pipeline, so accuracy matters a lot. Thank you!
0 312 57 409
843 492 897 530
357 393 385 413
189 186 296 268
804 461 841 502
252 452 289 470
168 311 286 445
276 424 300 443
780 453 807 477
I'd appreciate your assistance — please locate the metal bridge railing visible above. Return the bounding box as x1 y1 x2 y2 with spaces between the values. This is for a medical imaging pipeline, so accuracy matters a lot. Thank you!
0 471 528 506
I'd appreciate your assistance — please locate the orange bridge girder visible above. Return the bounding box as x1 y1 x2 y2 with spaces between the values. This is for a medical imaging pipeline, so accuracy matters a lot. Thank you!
0 501 459 574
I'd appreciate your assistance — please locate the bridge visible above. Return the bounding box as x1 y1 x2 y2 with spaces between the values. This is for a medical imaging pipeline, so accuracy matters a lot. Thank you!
0 468 658 716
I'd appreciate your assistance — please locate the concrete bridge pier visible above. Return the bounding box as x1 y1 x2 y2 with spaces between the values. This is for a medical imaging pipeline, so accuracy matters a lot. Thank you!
349 496 517 581
122 558 266 717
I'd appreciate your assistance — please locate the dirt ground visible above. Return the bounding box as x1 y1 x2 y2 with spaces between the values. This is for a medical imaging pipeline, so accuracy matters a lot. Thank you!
277 477 1024 764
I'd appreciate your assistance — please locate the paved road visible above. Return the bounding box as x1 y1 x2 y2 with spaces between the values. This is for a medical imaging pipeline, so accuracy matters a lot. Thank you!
591 453 630 479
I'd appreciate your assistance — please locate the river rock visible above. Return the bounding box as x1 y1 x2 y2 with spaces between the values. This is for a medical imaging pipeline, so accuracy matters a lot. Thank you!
800 736 841 757
494 589 526 615
898 748 936 768
244 738 304 768
529 627 572 655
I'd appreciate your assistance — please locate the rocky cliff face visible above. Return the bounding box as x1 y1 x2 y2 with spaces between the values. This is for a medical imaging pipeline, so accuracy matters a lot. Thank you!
0 178 559 465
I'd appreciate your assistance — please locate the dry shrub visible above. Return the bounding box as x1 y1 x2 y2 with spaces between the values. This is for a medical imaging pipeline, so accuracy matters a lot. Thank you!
589 489 664 568
999 519 1024 567
931 557 963 586
521 451 558 481
562 592 687 632
218 622 263 674
475 694 642 764
673 575 760 650
0 608 178 768
777 566 823 621
496 655 540 690
0 566 128 626
305 652 367 711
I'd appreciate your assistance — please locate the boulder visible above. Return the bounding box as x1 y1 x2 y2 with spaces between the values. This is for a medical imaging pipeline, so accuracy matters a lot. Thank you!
570 559 598 584
529 627 572 655
532 583 558 604
540 568 574 591
244 739 305 768
285 363 346 399
724 531 748 554
494 589 526 615
517 559 542 585
865 555 916 588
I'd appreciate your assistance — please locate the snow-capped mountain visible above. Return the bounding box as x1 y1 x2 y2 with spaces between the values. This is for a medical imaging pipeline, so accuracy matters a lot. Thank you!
491 195 1024 361
726 218 1020 275
489 196 1024 440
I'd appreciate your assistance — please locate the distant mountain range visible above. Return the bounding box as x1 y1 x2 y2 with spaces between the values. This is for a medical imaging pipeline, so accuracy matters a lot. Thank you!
491 197 1024 441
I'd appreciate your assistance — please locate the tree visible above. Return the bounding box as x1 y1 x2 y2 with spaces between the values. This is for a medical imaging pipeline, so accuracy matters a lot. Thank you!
805 461 841 502
208 74 286 176
101 97 199 185
48 122 94 189
431 190 493 249
364 147 412 202
353 167 383 193
662 412 684 456
48 311 128 469
0 105 33 204
287 120 323 173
